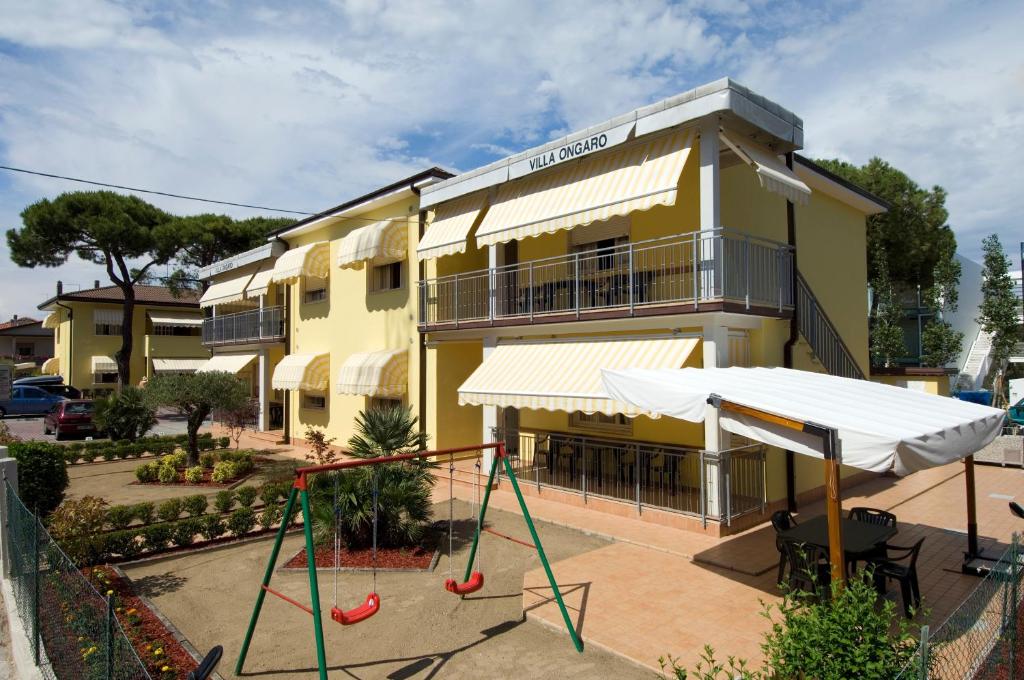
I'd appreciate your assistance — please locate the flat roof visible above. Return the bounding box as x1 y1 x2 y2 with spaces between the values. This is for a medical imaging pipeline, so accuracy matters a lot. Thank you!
197 241 287 281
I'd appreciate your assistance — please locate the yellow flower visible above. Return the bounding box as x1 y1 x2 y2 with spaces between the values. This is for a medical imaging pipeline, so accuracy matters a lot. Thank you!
106 589 114 596
153 648 163 656
161 666 170 672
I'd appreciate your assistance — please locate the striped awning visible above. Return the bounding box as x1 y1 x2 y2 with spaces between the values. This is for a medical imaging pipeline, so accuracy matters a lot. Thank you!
244 266 274 299
152 358 208 373
41 357 60 375
148 311 203 327
719 130 810 205
93 308 122 325
417 191 489 260
14 362 36 372
271 242 331 285
200 272 254 308
42 312 60 329
197 353 257 374
474 128 694 249
337 220 407 270
458 335 700 416
336 349 407 397
272 353 330 391
91 356 118 373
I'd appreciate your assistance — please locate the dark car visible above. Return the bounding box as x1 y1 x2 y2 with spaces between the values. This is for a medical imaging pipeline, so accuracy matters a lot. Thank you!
43 400 98 440
13 375 82 399
0 385 67 417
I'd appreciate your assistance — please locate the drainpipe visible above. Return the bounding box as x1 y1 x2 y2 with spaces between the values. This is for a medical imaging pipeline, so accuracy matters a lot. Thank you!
54 288 74 388
275 237 291 445
782 152 798 513
413 185 428 441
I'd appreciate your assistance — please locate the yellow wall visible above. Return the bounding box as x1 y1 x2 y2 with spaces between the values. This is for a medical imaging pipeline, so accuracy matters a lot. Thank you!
870 374 950 397
425 340 484 450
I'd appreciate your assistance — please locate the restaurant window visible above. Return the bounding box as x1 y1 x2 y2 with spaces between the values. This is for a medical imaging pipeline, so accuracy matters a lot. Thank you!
370 262 403 292
303 276 328 304
569 411 632 436
303 392 327 410
95 322 123 336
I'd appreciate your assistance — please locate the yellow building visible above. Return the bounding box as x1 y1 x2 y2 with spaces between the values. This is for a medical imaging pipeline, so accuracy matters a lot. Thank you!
415 78 887 535
38 282 207 394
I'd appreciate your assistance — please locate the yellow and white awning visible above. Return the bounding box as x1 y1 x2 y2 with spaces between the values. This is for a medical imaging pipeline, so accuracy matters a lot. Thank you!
41 357 60 375
152 358 208 373
719 131 810 205
91 356 118 373
93 308 122 325
148 311 203 327
14 362 35 372
474 128 694 249
337 220 407 270
417 191 489 260
244 266 274 300
200 272 254 308
42 312 60 329
336 349 407 397
458 335 700 416
197 353 258 374
270 242 330 285
272 353 330 391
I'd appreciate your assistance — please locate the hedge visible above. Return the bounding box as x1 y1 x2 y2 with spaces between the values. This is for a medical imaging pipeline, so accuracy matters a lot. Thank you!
133 449 258 486
62 433 229 465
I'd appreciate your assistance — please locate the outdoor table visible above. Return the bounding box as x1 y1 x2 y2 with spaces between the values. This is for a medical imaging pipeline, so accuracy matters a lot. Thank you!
778 514 897 558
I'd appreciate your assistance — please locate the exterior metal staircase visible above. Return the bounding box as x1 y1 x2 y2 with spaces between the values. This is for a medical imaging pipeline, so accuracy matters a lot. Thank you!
959 329 994 391
795 272 866 380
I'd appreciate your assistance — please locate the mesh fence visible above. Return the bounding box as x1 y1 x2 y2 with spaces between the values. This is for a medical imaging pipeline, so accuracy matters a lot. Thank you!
5 480 151 680
896 535 1022 679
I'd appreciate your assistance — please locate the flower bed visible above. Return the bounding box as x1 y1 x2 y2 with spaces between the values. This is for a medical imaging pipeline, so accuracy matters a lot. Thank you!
133 449 263 487
284 532 439 570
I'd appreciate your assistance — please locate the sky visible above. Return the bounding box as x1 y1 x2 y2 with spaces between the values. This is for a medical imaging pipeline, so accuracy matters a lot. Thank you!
0 0 1022 321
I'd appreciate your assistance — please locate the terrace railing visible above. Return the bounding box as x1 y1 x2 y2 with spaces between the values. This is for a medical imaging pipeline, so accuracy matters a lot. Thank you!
492 428 766 526
419 228 794 328
202 306 284 346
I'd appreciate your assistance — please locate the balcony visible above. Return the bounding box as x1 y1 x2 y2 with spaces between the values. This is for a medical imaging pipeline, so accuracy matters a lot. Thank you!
202 306 285 347
418 228 794 331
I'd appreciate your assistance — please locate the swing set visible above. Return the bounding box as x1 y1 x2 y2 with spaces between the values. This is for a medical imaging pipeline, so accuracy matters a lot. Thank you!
235 442 583 680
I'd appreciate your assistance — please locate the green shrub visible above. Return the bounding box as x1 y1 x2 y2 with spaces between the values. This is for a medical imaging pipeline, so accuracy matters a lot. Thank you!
227 507 256 536
171 518 202 547
142 524 172 552
134 461 158 483
200 514 225 541
184 466 204 484
260 483 282 507
63 448 81 465
9 441 69 516
101 447 117 461
106 504 135 530
259 504 281 530
182 494 208 517
211 461 237 484
48 496 108 539
81 449 98 463
157 498 183 523
94 387 157 442
164 451 187 469
199 438 217 452
106 530 143 560
157 461 178 484
199 452 217 469
133 502 155 525
213 489 234 514
235 486 258 508
129 443 146 458
115 445 131 460
218 436 230 449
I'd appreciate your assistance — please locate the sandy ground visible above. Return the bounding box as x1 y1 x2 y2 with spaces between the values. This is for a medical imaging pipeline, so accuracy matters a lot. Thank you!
122 499 650 680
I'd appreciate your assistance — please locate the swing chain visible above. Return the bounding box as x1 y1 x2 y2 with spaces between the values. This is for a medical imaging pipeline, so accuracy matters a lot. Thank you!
474 457 482 573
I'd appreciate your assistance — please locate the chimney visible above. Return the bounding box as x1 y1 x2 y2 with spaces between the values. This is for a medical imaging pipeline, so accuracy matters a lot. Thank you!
56 280 63 295
12 314 17 320
94 280 100 289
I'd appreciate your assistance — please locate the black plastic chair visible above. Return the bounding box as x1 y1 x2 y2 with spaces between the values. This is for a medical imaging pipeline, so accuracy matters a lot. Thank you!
869 538 925 617
771 510 798 585
848 507 898 570
781 539 831 597
188 645 223 680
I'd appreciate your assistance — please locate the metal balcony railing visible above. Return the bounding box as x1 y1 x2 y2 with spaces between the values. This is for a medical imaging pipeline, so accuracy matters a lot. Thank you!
419 228 794 328
492 428 766 526
202 306 285 346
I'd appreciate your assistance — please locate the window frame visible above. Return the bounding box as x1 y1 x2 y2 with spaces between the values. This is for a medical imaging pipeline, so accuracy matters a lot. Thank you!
368 261 404 293
302 392 327 410
94 322 123 336
302 276 328 305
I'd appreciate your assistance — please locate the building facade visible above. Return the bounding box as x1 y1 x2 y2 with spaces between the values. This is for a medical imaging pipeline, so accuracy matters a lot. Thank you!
0 316 53 373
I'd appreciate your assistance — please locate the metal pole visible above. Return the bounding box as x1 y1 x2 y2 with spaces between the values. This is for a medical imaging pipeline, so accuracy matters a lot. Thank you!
106 593 114 680
453 274 460 328
574 253 581 319
32 511 39 665
965 455 979 559
628 243 634 315
744 234 750 309
528 262 534 322
917 624 930 680
1010 534 1019 677
692 233 699 309
300 488 328 680
635 445 641 514
462 449 500 584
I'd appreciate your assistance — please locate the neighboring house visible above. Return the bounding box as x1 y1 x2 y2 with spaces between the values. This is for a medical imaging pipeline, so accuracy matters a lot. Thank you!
37 282 208 394
197 241 288 433
0 315 53 371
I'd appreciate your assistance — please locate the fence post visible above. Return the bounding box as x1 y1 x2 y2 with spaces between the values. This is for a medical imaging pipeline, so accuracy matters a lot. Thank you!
0 454 17 578
106 593 115 680
32 510 39 665
1011 534 1019 678
918 624 930 680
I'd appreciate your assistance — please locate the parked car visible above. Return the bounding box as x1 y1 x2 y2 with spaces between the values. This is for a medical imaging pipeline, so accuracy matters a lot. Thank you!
1006 398 1024 428
13 375 82 399
0 385 68 417
43 400 98 440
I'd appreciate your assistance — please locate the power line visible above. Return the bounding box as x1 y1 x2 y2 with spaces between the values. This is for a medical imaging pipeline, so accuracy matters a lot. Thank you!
0 164 315 215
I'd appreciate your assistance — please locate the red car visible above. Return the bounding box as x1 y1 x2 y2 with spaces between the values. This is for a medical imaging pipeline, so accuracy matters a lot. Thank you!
43 400 98 440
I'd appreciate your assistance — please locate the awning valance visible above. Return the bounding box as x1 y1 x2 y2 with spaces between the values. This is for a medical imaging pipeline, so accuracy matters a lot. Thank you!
271 242 330 285
91 356 117 373
244 267 274 299
42 312 59 329
152 358 208 373
200 273 254 308
719 131 811 205
458 335 699 416
336 349 407 397
601 366 1004 476
417 191 489 260
41 357 60 375
474 128 694 249
272 353 330 391
337 220 407 270
14 362 35 371
148 311 203 327
197 353 258 374
93 309 122 325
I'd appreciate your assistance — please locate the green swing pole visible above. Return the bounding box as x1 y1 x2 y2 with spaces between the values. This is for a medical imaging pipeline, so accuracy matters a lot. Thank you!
299 486 330 680
236 485 300 675
462 450 500 584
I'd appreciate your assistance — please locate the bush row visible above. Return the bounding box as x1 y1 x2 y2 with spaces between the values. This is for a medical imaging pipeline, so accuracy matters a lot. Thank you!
63 433 231 465
133 449 258 484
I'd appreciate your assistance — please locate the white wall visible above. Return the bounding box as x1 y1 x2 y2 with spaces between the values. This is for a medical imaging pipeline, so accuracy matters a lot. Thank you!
945 254 985 372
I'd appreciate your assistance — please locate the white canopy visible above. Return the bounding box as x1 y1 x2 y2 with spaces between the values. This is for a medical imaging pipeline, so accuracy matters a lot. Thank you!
152 358 208 373
244 266 274 299
197 353 257 374
601 366 1004 476
200 272 254 308
337 220 406 270
719 131 811 205
148 311 203 327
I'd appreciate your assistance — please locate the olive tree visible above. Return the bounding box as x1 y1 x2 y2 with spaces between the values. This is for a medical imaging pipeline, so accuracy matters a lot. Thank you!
144 371 249 465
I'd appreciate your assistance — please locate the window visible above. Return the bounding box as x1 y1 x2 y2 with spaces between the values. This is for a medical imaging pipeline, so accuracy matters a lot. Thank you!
370 262 403 292
303 277 328 304
369 397 402 412
95 322 123 336
303 392 326 410
154 325 199 336
569 411 633 435
94 372 118 384
16 344 32 357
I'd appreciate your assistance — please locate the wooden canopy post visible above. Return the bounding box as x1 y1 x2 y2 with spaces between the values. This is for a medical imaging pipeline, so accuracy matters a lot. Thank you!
965 454 979 558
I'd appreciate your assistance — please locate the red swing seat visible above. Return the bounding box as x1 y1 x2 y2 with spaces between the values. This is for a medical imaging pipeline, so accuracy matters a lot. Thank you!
444 571 484 595
330 592 380 625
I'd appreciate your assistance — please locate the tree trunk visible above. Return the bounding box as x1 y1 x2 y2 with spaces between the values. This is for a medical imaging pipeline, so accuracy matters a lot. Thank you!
186 406 211 467
116 286 136 391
